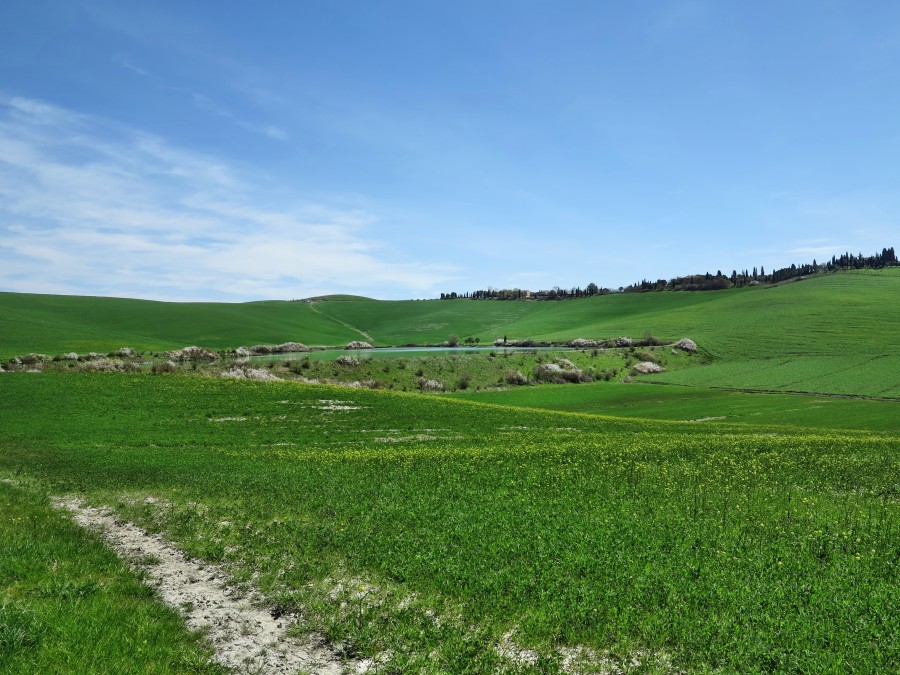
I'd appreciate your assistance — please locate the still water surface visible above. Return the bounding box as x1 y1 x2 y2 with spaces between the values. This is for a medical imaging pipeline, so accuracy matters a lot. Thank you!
249 346 573 362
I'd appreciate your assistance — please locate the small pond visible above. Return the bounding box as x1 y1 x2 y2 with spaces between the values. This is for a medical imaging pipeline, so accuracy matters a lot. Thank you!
248 346 574 362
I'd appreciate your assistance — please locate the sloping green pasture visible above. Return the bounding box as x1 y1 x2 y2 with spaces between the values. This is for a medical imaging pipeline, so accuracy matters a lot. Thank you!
0 293 360 358
2 269 898 396
1 373 896 672
451 382 900 433
646 353 900 398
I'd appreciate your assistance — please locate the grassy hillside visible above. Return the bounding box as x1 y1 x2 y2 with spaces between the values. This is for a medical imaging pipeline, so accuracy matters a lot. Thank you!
1 373 896 672
2 270 897 396
0 293 362 357
452 382 900 433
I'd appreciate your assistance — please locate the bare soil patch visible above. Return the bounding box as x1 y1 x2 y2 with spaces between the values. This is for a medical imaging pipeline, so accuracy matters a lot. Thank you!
54 497 350 674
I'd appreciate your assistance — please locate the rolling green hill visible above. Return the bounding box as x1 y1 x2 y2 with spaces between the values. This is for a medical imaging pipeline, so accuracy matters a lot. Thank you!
0 293 363 357
2 269 898 396
1 271 897 671
451 382 900 432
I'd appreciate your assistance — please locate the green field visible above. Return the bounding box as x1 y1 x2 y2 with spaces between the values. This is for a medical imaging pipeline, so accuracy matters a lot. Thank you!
1 373 897 672
452 381 900 433
3 269 898 397
646 354 900 398
1 269 899 671
0 480 222 674
0 293 363 357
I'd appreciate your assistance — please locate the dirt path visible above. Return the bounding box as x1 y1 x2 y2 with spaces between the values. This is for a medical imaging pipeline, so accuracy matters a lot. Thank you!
55 497 350 675
307 304 374 342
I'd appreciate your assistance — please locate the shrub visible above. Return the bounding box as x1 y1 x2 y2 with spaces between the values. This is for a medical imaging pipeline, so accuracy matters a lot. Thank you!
221 366 279 381
505 370 528 386
273 342 309 353
166 346 218 362
638 334 665 347
346 341 374 350
18 353 50 365
151 360 178 374
532 363 590 383
79 358 128 372
676 338 698 353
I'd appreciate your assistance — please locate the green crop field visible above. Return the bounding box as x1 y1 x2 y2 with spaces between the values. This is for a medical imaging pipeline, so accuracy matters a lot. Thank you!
0 293 363 358
451 382 900 433
646 354 900 398
1 373 897 672
3 269 898 396
1 269 898 672
0 481 222 674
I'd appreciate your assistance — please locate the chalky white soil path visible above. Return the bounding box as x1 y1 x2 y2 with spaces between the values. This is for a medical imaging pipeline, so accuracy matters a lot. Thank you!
55 497 350 675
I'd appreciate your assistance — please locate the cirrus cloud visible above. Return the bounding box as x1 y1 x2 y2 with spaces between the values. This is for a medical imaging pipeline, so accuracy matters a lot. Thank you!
0 96 457 301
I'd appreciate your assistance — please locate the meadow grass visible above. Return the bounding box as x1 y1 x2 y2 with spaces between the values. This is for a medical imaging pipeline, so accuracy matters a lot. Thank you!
1 372 896 672
249 347 666 392
2 270 898 397
450 381 900 433
0 292 361 357
646 354 900 398
0 480 223 674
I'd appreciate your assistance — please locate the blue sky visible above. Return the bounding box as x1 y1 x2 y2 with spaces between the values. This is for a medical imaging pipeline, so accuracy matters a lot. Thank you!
1 1 898 301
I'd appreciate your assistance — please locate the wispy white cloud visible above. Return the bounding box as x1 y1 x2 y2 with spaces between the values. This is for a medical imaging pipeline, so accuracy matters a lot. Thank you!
112 53 152 78
0 96 455 301
190 92 289 141
788 243 846 258
765 192 898 256
111 52 289 143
